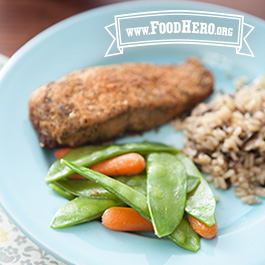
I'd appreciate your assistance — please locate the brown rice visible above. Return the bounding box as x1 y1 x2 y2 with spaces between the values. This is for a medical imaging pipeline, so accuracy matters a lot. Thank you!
173 77 265 204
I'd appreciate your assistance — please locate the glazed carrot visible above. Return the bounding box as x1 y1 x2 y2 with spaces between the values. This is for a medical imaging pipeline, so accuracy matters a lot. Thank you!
90 153 146 176
54 148 73 159
187 214 217 239
69 152 146 179
102 207 153 231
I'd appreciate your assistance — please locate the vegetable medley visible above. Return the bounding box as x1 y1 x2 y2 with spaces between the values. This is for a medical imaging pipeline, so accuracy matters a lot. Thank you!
46 142 217 252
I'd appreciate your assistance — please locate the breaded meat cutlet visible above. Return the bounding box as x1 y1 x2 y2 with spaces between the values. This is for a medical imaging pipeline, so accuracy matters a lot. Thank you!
28 58 213 148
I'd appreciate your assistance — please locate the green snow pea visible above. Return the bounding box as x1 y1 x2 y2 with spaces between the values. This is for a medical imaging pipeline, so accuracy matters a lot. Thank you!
61 159 200 252
187 175 200 193
54 173 198 201
51 197 125 228
168 218 200 251
146 153 187 238
46 142 178 183
46 145 105 183
48 183 75 200
60 161 149 219
115 174 147 195
55 174 147 199
176 153 216 226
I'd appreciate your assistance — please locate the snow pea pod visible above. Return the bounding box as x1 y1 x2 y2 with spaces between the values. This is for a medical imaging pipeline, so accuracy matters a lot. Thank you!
55 174 147 199
168 218 200 252
115 174 147 195
146 153 187 238
55 173 197 200
176 153 216 226
46 145 105 183
187 175 200 193
48 183 75 200
46 142 178 183
51 197 125 228
61 159 200 252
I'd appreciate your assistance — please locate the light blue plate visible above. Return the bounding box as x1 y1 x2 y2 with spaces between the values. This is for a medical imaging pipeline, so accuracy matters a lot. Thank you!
0 1 265 264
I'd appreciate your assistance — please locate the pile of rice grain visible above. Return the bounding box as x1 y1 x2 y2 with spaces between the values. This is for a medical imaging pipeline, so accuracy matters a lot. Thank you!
174 77 265 204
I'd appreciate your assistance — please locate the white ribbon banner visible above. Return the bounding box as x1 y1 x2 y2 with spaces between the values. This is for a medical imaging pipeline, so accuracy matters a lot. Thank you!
105 10 254 57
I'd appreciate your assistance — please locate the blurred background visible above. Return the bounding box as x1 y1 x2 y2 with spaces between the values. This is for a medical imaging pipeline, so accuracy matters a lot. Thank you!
0 0 264 57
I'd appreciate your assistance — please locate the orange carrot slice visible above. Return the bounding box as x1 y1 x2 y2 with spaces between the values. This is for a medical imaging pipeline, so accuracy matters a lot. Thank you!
102 207 153 231
54 148 73 159
57 151 145 179
187 214 218 239
90 153 145 176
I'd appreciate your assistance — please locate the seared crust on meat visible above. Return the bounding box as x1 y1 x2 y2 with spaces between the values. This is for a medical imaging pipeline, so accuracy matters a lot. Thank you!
28 58 213 148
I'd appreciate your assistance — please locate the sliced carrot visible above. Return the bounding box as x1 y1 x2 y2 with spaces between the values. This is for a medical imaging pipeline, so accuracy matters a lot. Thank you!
54 148 73 159
67 152 145 179
90 153 145 176
187 214 218 239
102 207 153 231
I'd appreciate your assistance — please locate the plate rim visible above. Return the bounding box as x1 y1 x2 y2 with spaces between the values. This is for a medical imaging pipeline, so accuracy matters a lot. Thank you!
0 1 264 264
